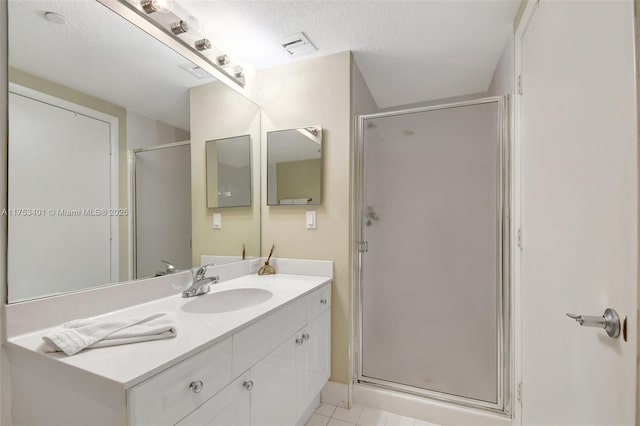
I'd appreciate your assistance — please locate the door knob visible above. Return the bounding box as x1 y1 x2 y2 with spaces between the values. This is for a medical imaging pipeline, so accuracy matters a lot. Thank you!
566 308 621 338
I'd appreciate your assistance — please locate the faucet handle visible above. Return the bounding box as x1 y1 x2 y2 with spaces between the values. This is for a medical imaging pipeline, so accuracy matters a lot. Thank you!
182 288 197 298
195 263 217 279
161 260 177 274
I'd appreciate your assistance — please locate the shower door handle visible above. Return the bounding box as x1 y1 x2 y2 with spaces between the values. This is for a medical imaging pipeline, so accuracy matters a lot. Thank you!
566 308 621 338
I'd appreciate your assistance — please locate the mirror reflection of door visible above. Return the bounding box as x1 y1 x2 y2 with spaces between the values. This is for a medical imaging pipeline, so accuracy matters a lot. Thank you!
267 126 322 206
8 90 114 302
134 143 192 279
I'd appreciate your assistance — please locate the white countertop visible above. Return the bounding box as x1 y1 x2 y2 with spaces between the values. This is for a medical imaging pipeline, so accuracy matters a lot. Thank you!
6 273 331 389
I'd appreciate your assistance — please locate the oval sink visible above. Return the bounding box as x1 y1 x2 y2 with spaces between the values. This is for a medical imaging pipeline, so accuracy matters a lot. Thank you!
181 288 273 314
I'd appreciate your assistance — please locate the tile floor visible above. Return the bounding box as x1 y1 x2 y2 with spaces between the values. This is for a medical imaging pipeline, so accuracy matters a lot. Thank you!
306 403 440 426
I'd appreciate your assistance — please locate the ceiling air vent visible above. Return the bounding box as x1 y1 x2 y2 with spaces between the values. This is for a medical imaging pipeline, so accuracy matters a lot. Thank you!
179 63 213 79
279 32 317 57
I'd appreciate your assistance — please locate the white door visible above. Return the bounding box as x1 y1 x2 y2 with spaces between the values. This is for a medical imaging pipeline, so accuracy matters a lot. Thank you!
8 92 112 301
519 1 637 424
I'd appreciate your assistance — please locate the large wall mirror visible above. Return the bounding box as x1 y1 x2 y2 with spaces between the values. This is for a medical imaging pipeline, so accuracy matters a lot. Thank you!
267 126 323 206
7 0 261 302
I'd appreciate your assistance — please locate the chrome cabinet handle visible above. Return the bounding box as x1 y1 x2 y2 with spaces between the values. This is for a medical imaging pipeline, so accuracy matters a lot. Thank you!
243 380 254 391
302 333 310 341
189 380 204 393
295 337 304 345
566 308 621 338
320 298 328 305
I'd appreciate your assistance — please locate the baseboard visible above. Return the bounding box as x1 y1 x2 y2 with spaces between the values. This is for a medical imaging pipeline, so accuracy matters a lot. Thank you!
352 383 511 426
296 394 321 426
320 381 350 408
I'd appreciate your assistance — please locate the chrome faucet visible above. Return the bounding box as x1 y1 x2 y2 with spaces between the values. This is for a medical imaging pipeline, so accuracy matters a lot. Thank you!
182 264 219 298
155 259 178 277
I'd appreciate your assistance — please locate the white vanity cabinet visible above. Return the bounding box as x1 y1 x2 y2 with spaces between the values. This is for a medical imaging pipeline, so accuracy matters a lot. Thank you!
176 373 252 426
249 311 331 426
129 283 332 426
296 309 332 418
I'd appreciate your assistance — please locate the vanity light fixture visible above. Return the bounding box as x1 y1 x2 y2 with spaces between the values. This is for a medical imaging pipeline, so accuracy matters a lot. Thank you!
217 55 230 66
117 0 246 87
140 0 157 13
295 126 322 145
170 20 189 34
195 38 211 51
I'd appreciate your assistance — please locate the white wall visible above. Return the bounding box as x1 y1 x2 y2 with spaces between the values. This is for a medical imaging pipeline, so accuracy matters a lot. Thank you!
488 33 514 96
126 110 190 150
352 59 379 116
260 52 352 383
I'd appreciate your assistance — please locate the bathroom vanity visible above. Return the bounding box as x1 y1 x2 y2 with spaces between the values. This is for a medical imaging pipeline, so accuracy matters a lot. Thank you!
5 261 332 426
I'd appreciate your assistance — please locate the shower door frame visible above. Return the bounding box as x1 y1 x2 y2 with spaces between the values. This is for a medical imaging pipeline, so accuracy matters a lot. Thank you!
352 96 512 415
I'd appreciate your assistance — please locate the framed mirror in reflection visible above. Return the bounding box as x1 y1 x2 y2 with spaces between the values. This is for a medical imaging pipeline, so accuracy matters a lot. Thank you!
206 136 252 208
6 0 260 303
267 126 323 206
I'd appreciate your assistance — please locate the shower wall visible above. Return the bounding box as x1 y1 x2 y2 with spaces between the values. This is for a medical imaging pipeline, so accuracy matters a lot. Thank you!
358 99 506 409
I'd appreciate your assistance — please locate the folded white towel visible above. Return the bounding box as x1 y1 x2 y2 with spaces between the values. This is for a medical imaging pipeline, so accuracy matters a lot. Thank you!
42 313 177 356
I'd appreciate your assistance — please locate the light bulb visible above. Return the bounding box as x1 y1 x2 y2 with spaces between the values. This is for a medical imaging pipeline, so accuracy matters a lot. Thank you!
195 39 211 51
155 0 173 13
217 55 230 66
171 20 189 35
140 0 172 13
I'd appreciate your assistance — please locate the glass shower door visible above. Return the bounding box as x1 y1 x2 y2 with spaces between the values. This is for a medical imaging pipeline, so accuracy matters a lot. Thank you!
357 98 509 412
134 143 192 279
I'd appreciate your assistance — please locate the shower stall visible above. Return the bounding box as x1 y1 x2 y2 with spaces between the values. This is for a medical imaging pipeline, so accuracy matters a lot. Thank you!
354 97 511 414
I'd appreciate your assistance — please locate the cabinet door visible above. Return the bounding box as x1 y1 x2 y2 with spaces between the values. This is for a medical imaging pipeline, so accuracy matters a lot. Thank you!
296 309 331 419
250 331 300 426
175 373 251 426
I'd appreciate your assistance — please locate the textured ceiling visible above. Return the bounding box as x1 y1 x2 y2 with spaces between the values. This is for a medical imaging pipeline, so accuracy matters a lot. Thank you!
8 0 215 130
181 0 520 108
9 0 519 126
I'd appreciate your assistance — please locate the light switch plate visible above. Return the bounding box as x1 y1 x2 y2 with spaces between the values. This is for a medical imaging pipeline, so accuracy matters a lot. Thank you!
213 213 222 229
306 211 316 230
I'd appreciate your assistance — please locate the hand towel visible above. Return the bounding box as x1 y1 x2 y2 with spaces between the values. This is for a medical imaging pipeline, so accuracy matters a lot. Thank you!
42 312 177 356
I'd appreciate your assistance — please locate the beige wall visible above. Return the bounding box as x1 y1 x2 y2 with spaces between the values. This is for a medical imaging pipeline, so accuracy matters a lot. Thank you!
260 51 352 383
276 159 322 203
8 68 129 282
190 81 261 264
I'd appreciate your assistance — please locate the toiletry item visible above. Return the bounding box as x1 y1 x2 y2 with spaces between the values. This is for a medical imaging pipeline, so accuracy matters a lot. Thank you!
258 245 276 275
242 243 246 260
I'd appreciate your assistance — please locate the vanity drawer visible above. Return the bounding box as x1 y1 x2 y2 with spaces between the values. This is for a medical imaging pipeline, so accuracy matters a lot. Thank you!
128 337 233 426
232 297 307 377
308 283 331 321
